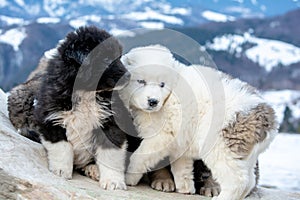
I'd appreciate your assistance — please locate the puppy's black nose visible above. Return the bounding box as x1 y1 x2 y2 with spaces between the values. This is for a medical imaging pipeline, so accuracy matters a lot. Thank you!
148 98 159 107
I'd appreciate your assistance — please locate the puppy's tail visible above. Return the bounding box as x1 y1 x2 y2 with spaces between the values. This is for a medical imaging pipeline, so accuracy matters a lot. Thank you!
57 26 113 68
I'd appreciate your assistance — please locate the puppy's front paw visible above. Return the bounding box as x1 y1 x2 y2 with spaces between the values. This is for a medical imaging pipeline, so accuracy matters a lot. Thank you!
44 140 74 179
199 178 220 197
176 179 195 194
125 173 143 186
151 178 175 192
99 179 127 190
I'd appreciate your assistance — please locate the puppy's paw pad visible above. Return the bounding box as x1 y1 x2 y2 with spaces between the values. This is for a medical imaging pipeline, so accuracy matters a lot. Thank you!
151 178 175 192
125 173 142 186
99 179 127 190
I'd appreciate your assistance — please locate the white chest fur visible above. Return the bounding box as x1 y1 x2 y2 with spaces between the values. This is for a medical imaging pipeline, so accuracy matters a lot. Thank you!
46 91 112 168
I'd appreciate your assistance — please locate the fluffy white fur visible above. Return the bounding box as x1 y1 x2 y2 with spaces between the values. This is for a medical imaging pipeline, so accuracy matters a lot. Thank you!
119 45 278 200
42 140 74 179
95 145 127 190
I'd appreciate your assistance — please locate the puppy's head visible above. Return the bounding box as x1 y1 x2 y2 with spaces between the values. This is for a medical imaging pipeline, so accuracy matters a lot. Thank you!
120 45 179 112
59 26 130 92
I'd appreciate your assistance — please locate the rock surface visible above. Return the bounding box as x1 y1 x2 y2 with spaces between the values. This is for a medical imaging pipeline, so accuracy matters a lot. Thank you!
1 88 300 200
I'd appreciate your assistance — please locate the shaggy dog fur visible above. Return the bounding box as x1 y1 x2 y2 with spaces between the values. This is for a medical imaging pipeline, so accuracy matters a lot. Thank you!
8 26 131 190
119 45 278 200
8 28 222 196
8 57 47 142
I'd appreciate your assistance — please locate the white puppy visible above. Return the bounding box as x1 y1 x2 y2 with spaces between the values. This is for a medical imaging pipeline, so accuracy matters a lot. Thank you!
119 45 278 200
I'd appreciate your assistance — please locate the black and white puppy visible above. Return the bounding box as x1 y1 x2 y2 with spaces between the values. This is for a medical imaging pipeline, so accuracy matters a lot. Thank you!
8 26 130 190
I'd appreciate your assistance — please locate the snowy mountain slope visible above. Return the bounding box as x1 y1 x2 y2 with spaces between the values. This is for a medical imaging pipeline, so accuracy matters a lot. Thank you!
201 10 236 22
0 0 299 29
206 32 300 72
0 27 27 51
262 90 300 124
0 1 300 93
174 8 300 91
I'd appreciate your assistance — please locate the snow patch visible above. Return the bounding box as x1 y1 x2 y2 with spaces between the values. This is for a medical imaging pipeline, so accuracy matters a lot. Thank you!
122 7 183 25
169 7 191 15
139 21 164 29
0 0 8 7
259 133 300 192
14 0 25 7
43 0 66 17
110 28 136 37
262 90 300 123
0 27 27 51
37 17 60 24
69 15 101 29
225 6 251 14
159 3 191 15
0 15 27 26
202 10 235 22
69 19 87 29
206 33 300 72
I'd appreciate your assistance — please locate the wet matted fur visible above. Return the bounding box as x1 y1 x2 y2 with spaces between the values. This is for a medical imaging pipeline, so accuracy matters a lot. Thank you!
119 45 278 200
8 26 130 190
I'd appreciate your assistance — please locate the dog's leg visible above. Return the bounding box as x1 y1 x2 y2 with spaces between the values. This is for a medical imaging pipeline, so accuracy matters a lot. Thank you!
206 157 254 200
170 156 195 194
95 145 127 190
126 136 172 186
42 139 74 179
148 167 175 192
199 175 221 197
194 160 220 197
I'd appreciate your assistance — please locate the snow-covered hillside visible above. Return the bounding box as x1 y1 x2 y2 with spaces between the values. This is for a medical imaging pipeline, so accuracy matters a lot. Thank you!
0 27 26 51
201 10 235 22
206 32 300 72
262 90 300 124
0 0 299 29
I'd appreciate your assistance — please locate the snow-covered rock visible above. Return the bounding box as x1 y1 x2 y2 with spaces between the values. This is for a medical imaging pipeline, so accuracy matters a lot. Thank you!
0 87 300 200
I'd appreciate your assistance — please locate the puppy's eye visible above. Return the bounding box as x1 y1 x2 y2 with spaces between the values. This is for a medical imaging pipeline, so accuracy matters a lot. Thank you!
159 82 165 88
137 79 146 85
